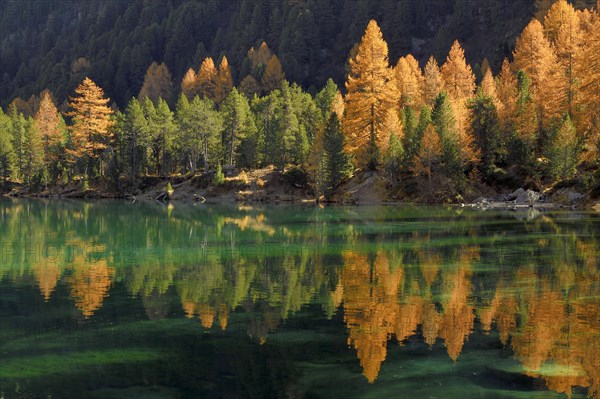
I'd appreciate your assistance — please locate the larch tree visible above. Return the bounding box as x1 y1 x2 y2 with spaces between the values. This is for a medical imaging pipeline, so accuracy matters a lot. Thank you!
215 56 233 105
415 123 442 196
441 41 476 140
480 69 498 104
197 57 218 101
395 54 424 110
239 75 261 99
65 77 114 177
544 0 582 118
138 62 174 105
496 58 518 124
181 68 199 100
33 90 64 178
344 19 399 170
261 55 285 94
575 8 600 161
513 19 560 127
423 56 443 106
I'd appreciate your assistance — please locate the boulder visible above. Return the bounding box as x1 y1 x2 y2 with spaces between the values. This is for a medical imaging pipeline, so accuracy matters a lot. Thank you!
567 191 583 204
515 189 540 204
507 188 525 201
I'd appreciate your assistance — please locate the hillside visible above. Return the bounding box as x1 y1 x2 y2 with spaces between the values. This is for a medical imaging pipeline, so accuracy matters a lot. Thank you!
1 0 580 108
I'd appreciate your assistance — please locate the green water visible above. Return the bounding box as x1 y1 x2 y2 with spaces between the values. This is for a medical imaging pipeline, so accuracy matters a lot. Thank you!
0 199 598 399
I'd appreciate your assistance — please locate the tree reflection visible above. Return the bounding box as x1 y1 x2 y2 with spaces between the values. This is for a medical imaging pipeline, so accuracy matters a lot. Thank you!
0 200 598 396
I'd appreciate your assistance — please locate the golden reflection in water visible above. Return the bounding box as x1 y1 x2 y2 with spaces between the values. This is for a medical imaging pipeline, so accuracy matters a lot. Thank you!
1 203 598 397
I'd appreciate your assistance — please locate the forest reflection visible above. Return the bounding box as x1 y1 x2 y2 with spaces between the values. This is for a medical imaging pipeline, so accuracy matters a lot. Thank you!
0 199 598 397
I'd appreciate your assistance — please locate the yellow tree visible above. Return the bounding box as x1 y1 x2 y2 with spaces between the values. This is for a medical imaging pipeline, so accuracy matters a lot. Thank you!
414 124 442 196
441 40 477 166
197 57 218 100
575 7 600 160
480 69 498 104
513 19 560 126
423 56 443 106
261 55 285 93
496 58 517 123
395 54 424 109
344 20 399 170
66 78 114 176
544 0 582 118
215 56 233 104
138 62 173 104
33 90 63 171
181 68 198 100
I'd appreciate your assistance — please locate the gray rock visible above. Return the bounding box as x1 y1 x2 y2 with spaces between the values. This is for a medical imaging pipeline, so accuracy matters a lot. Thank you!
567 191 583 203
515 189 540 204
507 188 525 201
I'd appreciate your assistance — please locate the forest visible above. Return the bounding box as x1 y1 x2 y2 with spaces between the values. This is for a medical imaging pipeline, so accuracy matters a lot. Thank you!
0 0 599 202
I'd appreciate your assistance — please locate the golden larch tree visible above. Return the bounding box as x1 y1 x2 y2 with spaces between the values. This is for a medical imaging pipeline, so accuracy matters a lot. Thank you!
138 62 174 104
423 55 443 106
215 56 233 104
66 78 114 170
33 90 63 167
480 69 499 104
496 58 517 121
181 68 198 99
261 55 285 93
395 54 424 109
344 20 399 169
441 40 477 165
575 7 600 160
513 18 561 126
197 57 218 100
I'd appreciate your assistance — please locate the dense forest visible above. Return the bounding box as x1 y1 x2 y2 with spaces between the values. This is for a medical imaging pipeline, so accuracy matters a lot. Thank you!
0 0 599 201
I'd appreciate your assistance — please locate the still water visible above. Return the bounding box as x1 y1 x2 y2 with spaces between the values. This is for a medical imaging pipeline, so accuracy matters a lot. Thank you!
0 199 598 399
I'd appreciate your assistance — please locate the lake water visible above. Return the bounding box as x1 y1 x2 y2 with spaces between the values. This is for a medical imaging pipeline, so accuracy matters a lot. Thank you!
0 199 598 399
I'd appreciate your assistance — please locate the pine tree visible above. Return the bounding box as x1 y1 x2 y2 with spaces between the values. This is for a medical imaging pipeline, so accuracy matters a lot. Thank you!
65 78 114 177
344 20 399 170
147 98 176 176
432 92 461 179
323 113 353 198
547 114 580 181
9 106 27 181
509 70 539 175
221 88 257 166
23 116 44 184
0 109 15 182
190 96 223 171
423 56 443 106
468 91 504 180
138 62 174 105
123 97 149 183
215 56 233 105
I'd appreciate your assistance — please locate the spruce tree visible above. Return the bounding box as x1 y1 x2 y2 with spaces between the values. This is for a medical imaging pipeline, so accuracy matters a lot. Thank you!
323 113 353 198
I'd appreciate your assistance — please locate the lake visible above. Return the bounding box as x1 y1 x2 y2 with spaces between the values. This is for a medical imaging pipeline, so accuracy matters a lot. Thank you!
0 199 598 399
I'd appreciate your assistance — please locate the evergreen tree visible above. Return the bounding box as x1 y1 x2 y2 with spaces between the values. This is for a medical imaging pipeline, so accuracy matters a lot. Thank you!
190 96 223 171
432 92 461 179
9 106 27 181
123 97 149 183
221 88 257 166
323 113 353 198
546 114 580 181
0 109 15 182
147 98 176 176
468 91 504 180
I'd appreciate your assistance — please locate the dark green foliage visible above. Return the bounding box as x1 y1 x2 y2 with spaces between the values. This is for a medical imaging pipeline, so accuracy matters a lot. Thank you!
322 114 353 198
0 0 542 108
431 92 461 179
282 166 308 188
213 165 225 186
546 115 580 182
468 91 504 181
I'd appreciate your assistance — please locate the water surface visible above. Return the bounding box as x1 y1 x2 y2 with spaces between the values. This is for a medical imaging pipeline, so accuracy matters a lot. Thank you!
0 199 598 398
